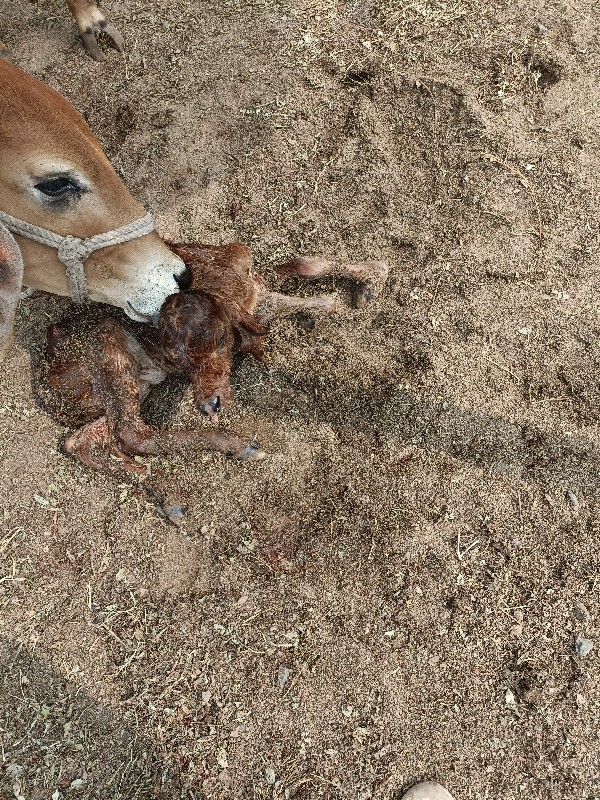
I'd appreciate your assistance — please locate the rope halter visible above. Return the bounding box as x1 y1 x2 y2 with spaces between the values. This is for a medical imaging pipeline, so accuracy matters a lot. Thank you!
0 208 155 304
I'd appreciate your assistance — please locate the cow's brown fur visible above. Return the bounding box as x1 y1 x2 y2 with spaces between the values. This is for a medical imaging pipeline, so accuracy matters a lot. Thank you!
0 59 185 357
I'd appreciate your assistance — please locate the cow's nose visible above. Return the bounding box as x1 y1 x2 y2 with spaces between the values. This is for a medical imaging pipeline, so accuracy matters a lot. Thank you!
174 267 191 291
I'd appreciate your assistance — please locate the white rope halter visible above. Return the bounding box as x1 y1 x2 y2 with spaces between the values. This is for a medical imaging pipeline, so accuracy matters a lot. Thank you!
0 209 155 304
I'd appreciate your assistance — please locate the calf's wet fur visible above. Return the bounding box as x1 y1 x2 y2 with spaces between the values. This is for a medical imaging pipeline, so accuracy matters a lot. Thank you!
39 241 387 495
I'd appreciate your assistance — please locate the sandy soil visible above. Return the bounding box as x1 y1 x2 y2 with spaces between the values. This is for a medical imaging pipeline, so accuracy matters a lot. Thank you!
1 0 600 798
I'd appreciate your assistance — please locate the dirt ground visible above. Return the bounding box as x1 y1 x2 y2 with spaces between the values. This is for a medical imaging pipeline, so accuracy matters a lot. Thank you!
1 0 600 797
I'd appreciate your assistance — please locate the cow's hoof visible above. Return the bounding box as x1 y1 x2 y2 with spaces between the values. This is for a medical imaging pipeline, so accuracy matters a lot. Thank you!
76 5 124 61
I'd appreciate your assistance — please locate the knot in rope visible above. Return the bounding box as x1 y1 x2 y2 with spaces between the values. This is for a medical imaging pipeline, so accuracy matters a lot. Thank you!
0 209 155 304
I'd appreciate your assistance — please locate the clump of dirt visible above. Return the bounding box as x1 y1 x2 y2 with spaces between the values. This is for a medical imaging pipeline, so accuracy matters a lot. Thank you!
1 1 600 798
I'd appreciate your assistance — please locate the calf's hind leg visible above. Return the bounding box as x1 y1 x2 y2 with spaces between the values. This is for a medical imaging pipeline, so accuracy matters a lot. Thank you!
66 0 124 60
275 256 389 308
64 416 147 476
255 291 337 325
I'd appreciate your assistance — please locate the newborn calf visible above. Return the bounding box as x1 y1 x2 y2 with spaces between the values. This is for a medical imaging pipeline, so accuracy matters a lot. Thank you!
42 241 387 476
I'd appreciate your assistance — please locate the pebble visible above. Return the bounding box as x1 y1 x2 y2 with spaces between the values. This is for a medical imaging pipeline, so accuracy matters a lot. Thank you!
573 600 590 625
277 665 291 690
265 768 276 785
400 782 456 800
566 490 580 514
575 635 593 657
505 689 517 708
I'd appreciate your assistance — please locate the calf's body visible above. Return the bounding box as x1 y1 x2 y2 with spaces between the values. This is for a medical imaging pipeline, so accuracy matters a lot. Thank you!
41 241 388 475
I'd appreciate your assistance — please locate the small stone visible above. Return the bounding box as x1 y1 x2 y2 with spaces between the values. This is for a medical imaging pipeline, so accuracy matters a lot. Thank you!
505 689 517 707
161 503 186 526
510 610 523 636
277 664 290 689
5 765 23 780
575 635 593 657
573 600 590 625
566 490 580 514
265 767 276 785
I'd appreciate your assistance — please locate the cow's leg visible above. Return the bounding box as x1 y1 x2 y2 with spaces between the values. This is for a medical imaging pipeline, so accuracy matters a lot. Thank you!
275 257 389 308
66 0 124 60
255 291 337 325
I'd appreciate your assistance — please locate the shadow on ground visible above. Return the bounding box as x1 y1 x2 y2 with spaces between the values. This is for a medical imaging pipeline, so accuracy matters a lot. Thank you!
0 638 180 800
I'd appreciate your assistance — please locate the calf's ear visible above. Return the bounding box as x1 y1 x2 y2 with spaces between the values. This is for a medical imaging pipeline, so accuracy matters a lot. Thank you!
0 223 24 360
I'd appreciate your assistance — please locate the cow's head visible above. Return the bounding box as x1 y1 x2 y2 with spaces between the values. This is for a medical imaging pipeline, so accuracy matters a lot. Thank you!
0 59 186 354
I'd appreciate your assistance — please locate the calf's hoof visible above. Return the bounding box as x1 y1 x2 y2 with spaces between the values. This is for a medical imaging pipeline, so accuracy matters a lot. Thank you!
160 502 187 527
346 260 389 307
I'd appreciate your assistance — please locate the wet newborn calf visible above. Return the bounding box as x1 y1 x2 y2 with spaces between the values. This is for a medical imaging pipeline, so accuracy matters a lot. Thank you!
43 241 387 475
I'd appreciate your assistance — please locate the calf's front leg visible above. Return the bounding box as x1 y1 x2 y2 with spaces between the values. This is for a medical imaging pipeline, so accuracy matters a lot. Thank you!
66 0 124 60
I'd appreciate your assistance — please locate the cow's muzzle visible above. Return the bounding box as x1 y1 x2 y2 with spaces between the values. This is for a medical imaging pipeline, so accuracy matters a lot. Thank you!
0 208 155 304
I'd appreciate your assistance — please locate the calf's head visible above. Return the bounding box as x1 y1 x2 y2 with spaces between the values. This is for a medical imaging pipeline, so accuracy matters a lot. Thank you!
157 291 266 417
0 59 185 354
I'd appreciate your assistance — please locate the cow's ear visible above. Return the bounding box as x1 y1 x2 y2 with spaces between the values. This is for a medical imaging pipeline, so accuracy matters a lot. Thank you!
0 223 24 360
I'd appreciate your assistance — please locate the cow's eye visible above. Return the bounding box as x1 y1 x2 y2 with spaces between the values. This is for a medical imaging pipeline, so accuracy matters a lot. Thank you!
35 177 80 197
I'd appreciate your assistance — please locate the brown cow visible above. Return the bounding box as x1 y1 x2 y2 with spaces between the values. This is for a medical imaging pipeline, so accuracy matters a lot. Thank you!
0 58 186 359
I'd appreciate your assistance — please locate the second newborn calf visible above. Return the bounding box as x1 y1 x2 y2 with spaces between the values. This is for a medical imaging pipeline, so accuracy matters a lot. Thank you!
42 241 387 475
